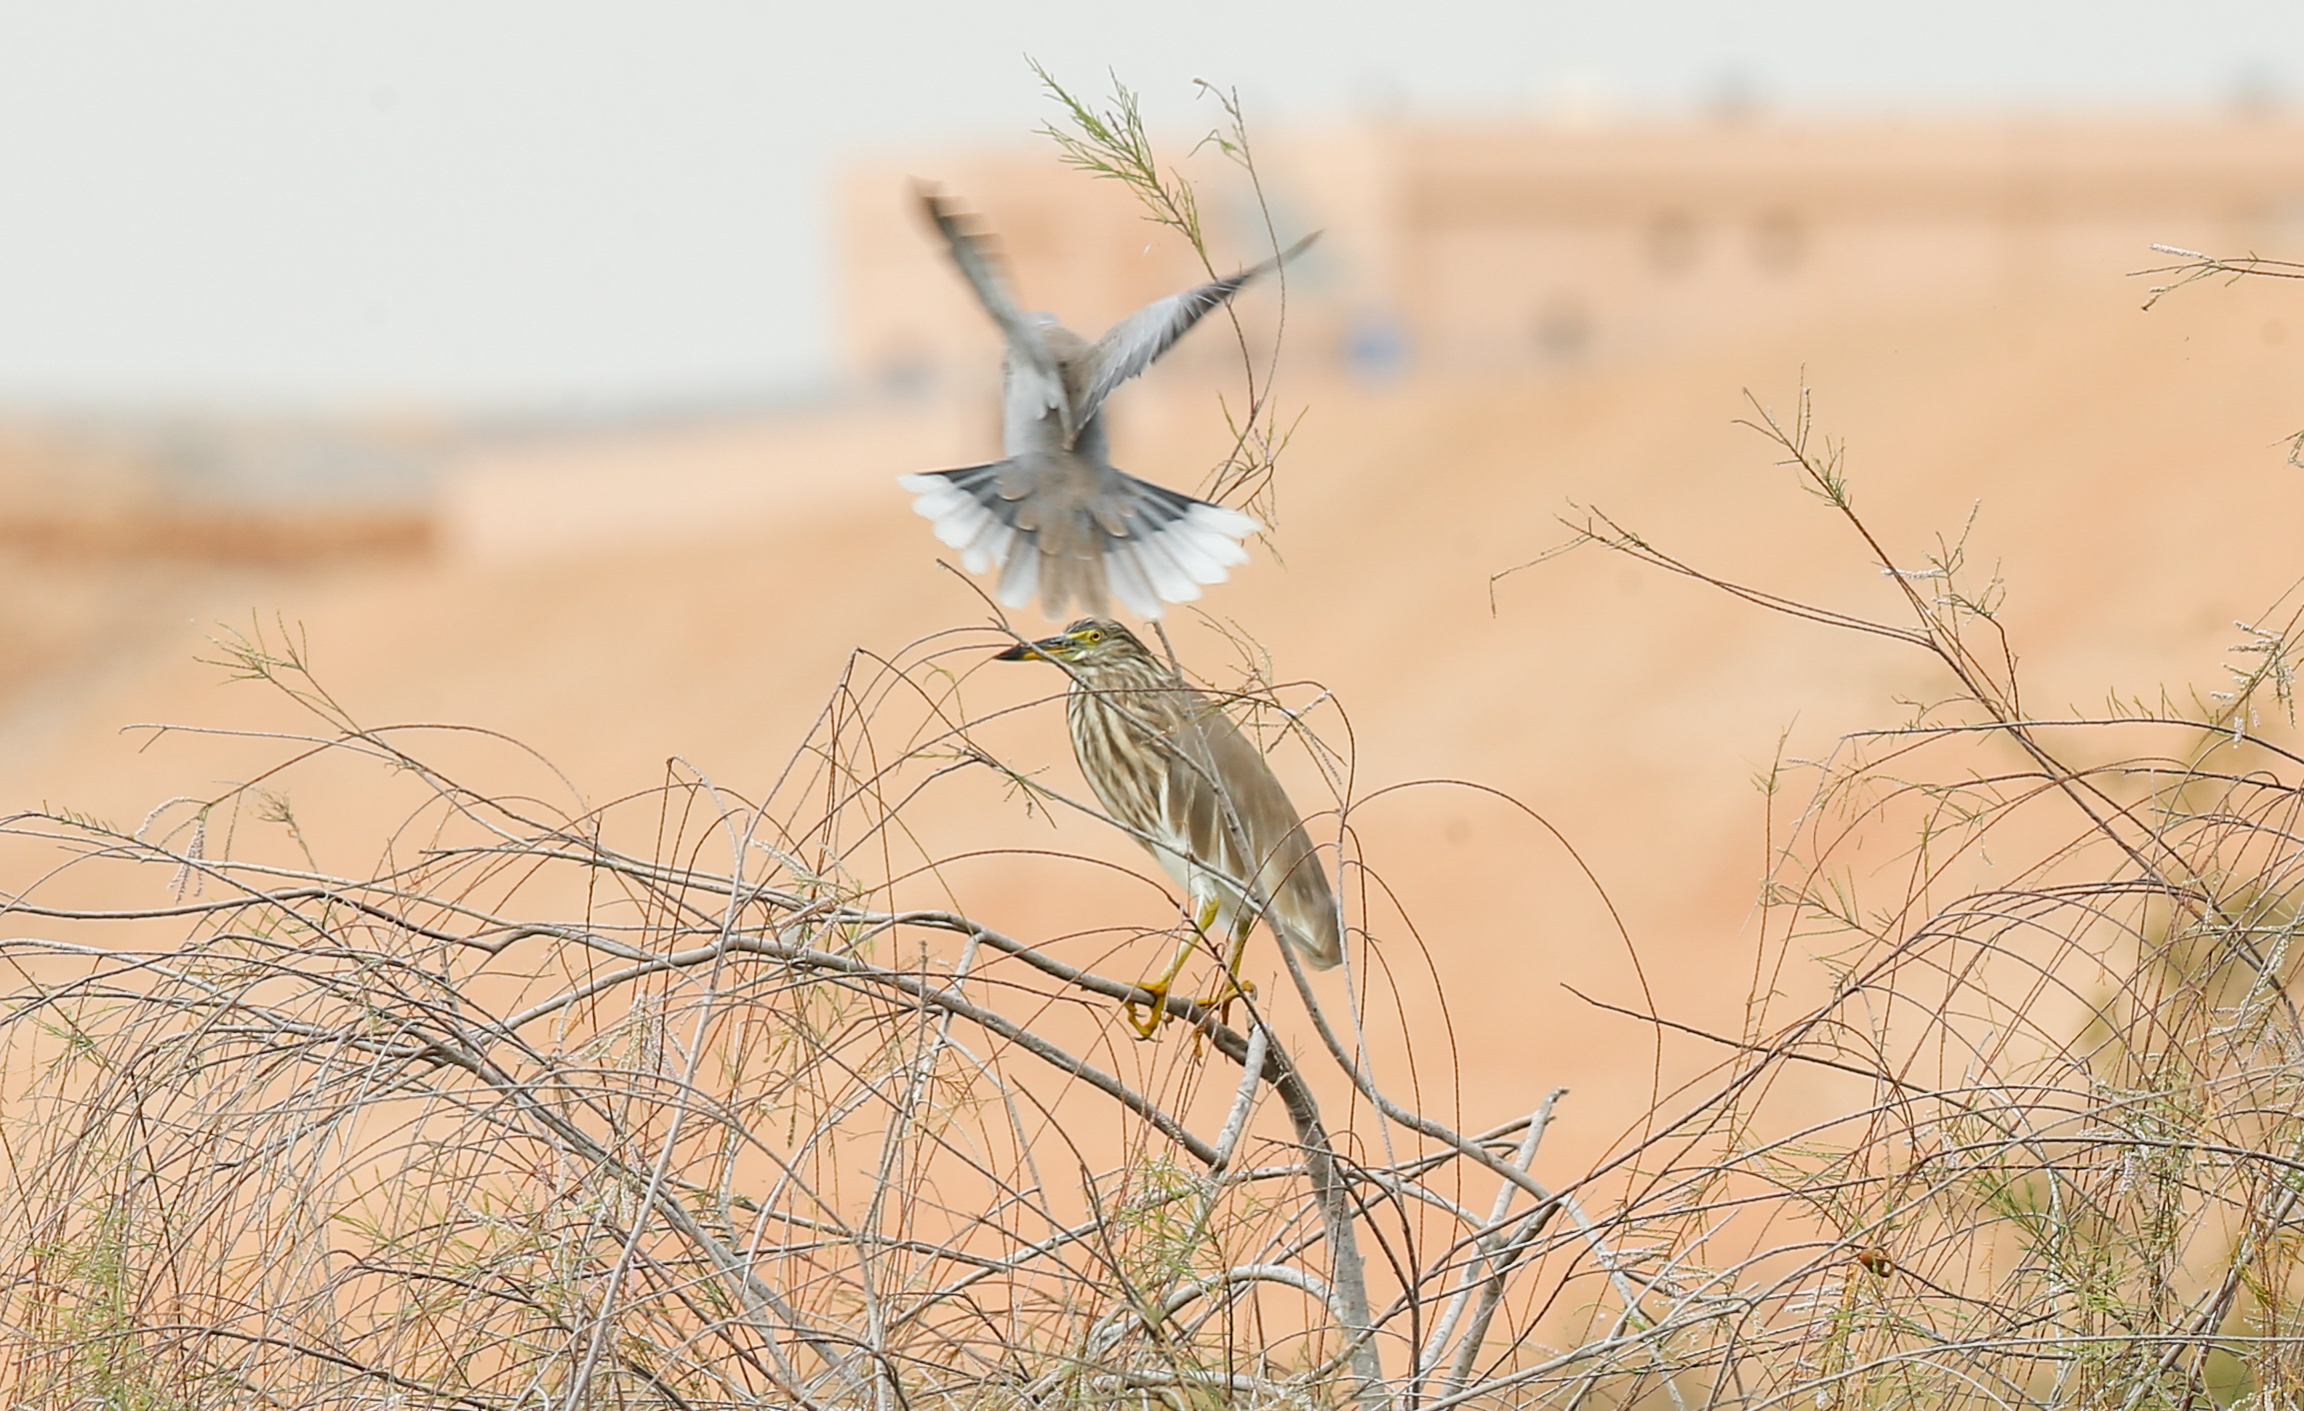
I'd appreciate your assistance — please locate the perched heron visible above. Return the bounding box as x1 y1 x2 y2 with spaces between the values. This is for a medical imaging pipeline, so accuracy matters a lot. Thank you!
995 619 1343 1036
901 187 1317 621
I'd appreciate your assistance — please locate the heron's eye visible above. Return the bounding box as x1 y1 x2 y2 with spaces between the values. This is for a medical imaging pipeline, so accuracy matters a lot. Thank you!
1080 629 1103 645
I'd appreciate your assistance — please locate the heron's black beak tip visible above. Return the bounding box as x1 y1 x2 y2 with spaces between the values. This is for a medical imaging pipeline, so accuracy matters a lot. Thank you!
993 641 1045 662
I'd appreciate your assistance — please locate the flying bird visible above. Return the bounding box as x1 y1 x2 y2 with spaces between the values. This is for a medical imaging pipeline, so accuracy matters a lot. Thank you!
995 618 1343 1036
900 187 1316 620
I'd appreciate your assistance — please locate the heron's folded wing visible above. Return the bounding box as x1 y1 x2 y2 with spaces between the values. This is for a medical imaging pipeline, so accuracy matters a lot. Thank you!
1174 693 1344 969
1074 231 1320 427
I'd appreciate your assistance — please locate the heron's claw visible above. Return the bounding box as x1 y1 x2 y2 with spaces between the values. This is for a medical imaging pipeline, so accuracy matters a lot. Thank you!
1124 980 1174 1040
1126 969 1254 1041
1199 976 1256 1030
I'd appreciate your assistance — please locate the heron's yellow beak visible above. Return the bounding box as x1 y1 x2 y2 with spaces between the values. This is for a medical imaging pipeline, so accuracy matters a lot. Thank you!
994 635 1064 662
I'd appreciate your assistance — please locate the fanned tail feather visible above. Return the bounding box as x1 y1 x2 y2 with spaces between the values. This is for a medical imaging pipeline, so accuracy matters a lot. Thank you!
1087 476 1259 619
897 464 1012 572
898 463 1259 620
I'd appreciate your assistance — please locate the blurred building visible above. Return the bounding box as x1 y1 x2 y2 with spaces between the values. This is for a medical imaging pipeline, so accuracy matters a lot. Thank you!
841 116 2304 390
0 417 435 561
19 115 2304 567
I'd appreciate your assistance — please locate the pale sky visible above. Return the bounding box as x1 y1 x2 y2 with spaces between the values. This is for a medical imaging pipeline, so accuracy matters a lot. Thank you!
0 1 2297 412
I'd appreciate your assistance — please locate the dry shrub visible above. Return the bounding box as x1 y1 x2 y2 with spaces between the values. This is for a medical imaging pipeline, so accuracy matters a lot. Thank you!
0 615 1552 1411
10 72 2304 1406
1490 389 2304 1411
0 387 2301 1411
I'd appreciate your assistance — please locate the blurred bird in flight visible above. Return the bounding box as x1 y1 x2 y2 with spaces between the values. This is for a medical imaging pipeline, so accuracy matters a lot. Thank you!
899 186 1316 620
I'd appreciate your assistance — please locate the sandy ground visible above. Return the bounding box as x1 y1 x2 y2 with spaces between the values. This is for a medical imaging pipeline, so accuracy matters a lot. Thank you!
3 274 2302 1181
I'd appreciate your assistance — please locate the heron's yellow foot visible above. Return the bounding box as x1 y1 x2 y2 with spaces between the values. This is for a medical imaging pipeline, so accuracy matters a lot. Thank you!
1124 979 1175 1039
1125 914 1213 1040
1198 975 1257 1029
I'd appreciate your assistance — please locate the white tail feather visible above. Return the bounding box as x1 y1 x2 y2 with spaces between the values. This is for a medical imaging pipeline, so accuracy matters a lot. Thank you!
929 502 991 551
997 542 1039 606
898 467 1260 618
1184 503 1257 565
958 514 1014 574
1150 520 1231 583
1104 544 1163 619
1129 532 1203 603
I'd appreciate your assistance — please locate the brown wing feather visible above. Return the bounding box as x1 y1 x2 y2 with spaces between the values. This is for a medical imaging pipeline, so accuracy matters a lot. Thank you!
1170 689 1343 969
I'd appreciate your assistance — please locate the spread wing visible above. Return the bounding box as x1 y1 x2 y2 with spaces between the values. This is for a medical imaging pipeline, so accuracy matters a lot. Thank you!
1074 231 1320 427
917 184 1073 442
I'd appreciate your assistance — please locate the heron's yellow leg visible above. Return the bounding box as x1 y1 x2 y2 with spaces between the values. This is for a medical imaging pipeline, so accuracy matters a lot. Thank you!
1199 924 1259 1027
1125 896 1224 1039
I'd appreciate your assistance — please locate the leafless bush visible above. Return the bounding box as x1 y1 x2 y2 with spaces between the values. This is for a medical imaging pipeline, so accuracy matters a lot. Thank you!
0 614 1595 1411
8 78 2304 1410
1488 386 2304 1409
6 382 2304 1410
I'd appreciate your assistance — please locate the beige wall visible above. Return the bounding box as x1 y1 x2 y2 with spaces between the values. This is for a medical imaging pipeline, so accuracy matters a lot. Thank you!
841 117 2304 390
